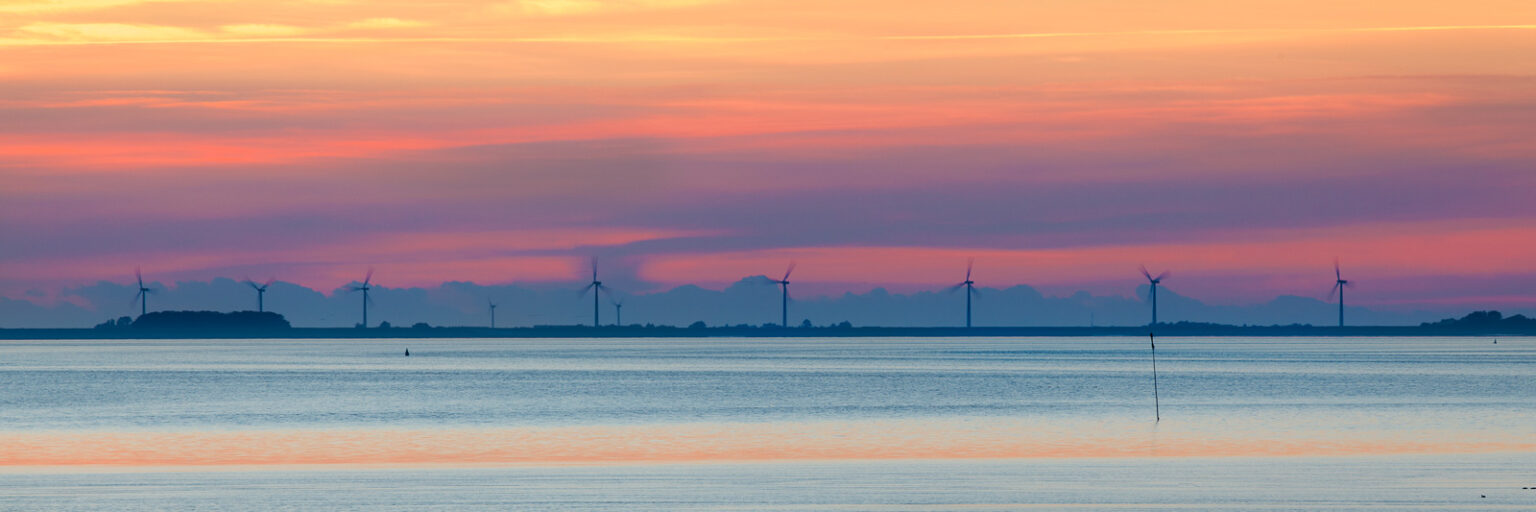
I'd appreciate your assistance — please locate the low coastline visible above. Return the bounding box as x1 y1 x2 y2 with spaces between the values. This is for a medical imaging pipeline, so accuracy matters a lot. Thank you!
3 324 1532 340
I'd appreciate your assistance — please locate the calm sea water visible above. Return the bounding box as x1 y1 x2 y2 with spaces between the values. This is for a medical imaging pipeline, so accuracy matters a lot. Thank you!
1 336 1533 510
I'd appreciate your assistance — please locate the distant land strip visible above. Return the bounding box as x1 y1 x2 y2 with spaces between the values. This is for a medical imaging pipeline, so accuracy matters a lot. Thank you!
2 324 1532 340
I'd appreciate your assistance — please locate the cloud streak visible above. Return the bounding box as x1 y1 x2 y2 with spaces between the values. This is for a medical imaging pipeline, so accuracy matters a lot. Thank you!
5 23 1534 47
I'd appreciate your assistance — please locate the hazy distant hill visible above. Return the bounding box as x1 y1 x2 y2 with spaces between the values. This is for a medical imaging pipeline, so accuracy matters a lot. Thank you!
0 277 1510 329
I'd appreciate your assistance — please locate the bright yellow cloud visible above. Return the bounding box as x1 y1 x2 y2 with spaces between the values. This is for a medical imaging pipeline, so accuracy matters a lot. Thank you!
16 22 206 42
220 23 307 36
0 0 210 14
3 18 434 46
508 0 721 16
345 17 427 30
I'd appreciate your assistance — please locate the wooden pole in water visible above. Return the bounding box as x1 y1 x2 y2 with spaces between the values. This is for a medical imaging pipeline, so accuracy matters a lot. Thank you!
1150 332 1161 422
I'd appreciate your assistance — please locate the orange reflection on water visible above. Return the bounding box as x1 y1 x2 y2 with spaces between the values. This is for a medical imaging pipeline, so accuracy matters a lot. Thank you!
4 420 1532 468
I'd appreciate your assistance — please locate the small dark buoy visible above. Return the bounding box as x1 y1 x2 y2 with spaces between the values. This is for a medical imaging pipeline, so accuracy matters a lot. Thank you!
1481 495 1486 498
405 348 410 356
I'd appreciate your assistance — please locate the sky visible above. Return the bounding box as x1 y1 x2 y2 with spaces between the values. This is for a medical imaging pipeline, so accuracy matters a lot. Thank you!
2 0 1535 325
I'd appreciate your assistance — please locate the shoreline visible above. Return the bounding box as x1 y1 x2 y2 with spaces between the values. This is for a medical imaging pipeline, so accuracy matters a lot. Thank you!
2 325 1530 340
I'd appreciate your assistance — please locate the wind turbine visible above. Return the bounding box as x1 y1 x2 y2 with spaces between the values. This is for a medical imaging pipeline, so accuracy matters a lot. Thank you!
132 267 154 318
488 299 498 329
348 268 374 328
1140 265 1170 326
244 278 274 313
612 298 624 327
949 259 979 328
580 258 608 327
770 262 796 327
1328 259 1352 327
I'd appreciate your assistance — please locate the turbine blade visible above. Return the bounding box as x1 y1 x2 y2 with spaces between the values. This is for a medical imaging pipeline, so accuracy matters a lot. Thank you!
1140 265 1151 281
966 258 974 281
263 278 275 288
783 261 797 281
364 267 374 286
948 283 966 293
591 256 598 281
246 281 259 290
579 283 596 295
1154 270 1171 281
1335 258 1341 281
1327 282 1340 301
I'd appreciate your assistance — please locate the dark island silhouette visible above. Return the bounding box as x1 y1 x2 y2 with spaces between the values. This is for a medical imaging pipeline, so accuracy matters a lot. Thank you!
92 310 292 333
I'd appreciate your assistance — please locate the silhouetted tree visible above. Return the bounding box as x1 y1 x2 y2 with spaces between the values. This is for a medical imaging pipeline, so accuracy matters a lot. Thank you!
94 317 132 329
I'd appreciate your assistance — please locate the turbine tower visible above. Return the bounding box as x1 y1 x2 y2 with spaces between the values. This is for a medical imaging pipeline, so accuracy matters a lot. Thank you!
132 268 154 318
612 298 624 327
348 268 374 328
1328 259 1352 327
488 299 498 329
771 262 796 327
244 278 273 313
1140 265 1170 326
949 259 978 328
580 258 608 327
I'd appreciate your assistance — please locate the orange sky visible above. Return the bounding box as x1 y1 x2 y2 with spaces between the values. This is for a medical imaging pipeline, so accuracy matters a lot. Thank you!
2 0 1535 309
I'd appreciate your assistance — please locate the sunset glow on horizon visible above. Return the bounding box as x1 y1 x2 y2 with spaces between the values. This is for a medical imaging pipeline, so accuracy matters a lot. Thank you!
7 419 1532 468
4 0 1535 311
